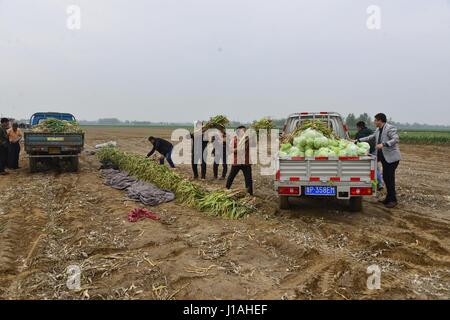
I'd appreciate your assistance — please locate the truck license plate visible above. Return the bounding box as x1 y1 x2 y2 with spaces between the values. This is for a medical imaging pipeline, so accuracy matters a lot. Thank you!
48 147 61 154
305 186 336 196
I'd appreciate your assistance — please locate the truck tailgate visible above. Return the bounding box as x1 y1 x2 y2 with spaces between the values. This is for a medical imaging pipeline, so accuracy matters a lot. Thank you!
277 156 375 183
24 133 84 146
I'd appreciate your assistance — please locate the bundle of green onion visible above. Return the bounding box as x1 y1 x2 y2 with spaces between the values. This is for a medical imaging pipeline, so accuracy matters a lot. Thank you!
32 119 83 134
97 147 252 219
204 115 230 130
251 117 276 134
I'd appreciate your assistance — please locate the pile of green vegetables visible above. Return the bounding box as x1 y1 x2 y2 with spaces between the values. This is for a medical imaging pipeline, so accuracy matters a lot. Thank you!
204 115 230 130
97 147 252 219
251 117 276 134
32 119 83 133
280 120 370 158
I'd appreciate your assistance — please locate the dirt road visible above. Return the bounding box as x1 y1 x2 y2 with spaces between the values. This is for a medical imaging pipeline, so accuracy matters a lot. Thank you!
0 127 449 299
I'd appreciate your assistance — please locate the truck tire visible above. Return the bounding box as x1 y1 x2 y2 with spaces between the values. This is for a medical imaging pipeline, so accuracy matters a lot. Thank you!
29 158 38 173
349 197 363 212
279 196 290 209
69 157 79 172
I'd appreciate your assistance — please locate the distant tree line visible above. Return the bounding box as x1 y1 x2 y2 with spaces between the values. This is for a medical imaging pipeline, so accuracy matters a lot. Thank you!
344 113 450 131
79 118 193 126
77 116 449 131
345 113 374 129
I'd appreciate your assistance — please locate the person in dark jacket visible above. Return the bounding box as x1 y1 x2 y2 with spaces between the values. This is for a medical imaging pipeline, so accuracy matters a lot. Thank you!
225 126 253 195
147 136 175 168
189 121 208 179
212 128 228 180
0 118 10 175
355 121 375 153
190 130 208 179
355 121 383 191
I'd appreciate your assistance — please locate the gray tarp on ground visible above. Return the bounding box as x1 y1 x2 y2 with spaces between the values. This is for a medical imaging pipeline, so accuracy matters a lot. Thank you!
101 169 175 205
101 169 137 190
127 181 175 206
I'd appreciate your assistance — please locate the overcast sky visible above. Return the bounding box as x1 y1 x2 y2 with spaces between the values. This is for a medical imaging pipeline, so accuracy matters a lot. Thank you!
1 0 449 124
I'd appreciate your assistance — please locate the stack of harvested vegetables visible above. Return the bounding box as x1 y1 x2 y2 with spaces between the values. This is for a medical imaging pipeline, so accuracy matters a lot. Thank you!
31 119 83 133
203 115 230 130
97 147 252 219
251 117 276 134
280 120 370 158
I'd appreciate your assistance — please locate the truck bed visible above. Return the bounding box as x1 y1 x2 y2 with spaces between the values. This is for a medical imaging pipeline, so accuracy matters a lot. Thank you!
274 155 376 200
277 155 375 183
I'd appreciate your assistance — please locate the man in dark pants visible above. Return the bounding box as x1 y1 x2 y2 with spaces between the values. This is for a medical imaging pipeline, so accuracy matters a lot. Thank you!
212 129 228 180
357 113 402 208
147 136 175 168
190 122 208 179
355 121 375 153
226 126 253 195
7 122 23 169
355 121 383 191
0 118 10 175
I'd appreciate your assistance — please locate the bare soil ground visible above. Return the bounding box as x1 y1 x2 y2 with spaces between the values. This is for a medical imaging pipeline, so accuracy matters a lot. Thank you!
0 127 449 300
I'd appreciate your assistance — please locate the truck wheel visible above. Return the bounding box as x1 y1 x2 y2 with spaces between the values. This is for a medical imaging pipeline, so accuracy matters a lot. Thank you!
279 196 290 209
29 158 38 173
349 197 363 212
69 157 79 172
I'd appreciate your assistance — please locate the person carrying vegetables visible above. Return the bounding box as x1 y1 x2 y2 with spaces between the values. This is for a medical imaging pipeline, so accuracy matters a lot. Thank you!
357 113 402 208
190 121 208 179
147 136 175 168
226 126 254 195
211 127 228 180
355 121 375 153
355 121 383 191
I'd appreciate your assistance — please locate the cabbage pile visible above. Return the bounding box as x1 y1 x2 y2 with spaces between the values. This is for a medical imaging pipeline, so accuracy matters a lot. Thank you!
279 128 370 158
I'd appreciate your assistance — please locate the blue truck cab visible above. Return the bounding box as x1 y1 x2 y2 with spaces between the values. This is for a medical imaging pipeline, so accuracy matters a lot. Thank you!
30 112 76 126
24 112 84 172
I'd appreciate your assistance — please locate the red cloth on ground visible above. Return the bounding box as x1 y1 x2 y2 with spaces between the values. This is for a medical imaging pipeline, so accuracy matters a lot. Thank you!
128 208 160 222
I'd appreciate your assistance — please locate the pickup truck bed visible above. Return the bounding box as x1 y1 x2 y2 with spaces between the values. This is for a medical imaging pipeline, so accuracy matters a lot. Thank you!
277 155 375 183
275 111 376 212
274 154 377 211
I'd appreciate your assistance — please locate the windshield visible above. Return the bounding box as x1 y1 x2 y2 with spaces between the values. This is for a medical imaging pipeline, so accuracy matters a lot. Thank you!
31 113 76 126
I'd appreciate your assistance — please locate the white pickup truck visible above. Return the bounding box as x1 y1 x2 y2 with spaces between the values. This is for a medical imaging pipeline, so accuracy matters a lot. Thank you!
274 112 377 212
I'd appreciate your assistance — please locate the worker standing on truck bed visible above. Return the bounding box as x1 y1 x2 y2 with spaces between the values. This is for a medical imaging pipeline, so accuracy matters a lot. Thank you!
147 136 176 168
355 121 383 191
226 126 253 195
357 113 402 208
7 122 23 170
0 118 10 175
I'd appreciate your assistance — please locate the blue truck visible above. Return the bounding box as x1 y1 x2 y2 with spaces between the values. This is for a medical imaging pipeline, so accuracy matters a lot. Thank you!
24 112 85 172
